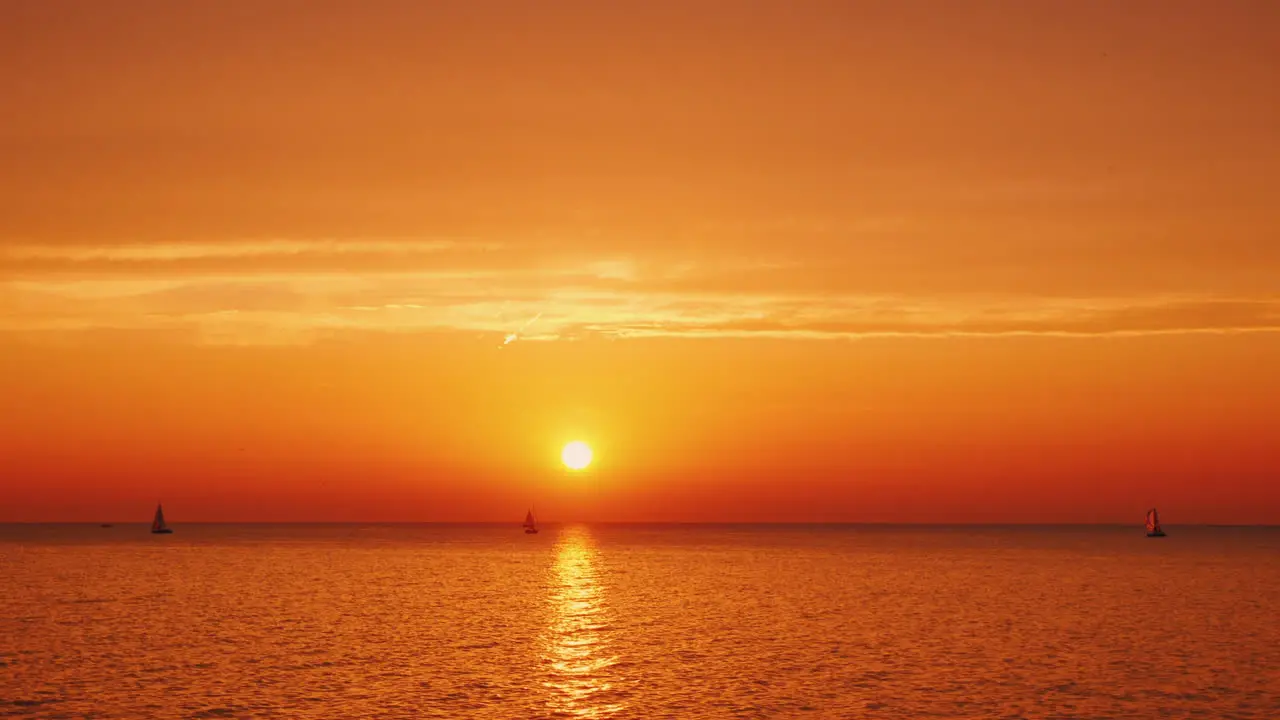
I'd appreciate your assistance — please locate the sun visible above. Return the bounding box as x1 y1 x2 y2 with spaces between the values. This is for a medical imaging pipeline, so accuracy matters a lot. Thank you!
561 441 593 471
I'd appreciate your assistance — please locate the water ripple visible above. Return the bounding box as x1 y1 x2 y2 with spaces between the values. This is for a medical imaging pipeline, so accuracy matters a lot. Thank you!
1 524 1278 718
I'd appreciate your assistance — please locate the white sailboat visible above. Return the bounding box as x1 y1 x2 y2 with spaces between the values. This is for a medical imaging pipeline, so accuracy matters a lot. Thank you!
151 503 174 534
523 509 539 535
1145 507 1165 538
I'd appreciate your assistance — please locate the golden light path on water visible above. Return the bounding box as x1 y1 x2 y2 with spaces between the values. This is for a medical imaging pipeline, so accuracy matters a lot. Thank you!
542 526 625 718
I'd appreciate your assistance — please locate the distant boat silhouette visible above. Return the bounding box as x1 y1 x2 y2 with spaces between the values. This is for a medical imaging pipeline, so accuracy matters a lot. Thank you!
1146 507 1166 537
151 503 173 534
523 509 539 534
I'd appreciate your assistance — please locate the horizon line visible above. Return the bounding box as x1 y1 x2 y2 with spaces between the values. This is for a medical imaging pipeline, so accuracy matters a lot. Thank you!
4 520 1277 528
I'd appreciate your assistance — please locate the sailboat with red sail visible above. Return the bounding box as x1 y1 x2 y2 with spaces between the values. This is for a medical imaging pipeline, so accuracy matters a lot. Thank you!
1145 507 1166 538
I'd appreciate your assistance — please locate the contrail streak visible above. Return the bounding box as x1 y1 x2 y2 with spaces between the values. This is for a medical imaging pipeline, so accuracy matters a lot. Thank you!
500 311 543 347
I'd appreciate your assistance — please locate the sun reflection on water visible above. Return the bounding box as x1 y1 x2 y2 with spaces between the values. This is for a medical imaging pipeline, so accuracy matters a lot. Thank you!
542 526 625 718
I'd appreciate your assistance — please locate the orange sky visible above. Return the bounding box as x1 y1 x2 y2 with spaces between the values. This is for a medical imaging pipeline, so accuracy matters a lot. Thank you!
2 1 1278 523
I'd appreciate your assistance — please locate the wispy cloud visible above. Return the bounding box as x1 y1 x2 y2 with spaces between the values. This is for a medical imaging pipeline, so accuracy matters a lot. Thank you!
0 237 508 277
0 238 491 261
2 238 1277 345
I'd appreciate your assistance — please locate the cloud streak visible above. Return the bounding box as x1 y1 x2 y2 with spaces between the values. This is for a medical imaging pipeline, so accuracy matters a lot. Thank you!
0 238 510 277
0 238 492 261
2 238 1277 345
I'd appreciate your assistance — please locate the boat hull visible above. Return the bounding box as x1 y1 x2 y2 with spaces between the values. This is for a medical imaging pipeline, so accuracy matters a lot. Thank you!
1146 531 1166 537
152 529 173 534
524 528 538 534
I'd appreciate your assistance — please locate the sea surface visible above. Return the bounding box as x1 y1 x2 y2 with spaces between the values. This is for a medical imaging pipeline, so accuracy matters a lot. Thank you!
1 524 1277 719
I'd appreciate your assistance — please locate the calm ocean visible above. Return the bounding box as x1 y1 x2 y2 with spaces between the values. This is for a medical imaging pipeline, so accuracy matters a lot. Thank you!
2 524 1277 719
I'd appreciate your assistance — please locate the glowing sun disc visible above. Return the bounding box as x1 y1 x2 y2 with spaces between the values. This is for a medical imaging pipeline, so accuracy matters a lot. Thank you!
561 441 593 470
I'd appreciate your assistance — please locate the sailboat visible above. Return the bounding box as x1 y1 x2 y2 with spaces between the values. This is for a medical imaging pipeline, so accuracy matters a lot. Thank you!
151 503 174 534
523 509 539 535
1145 507 1166 538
